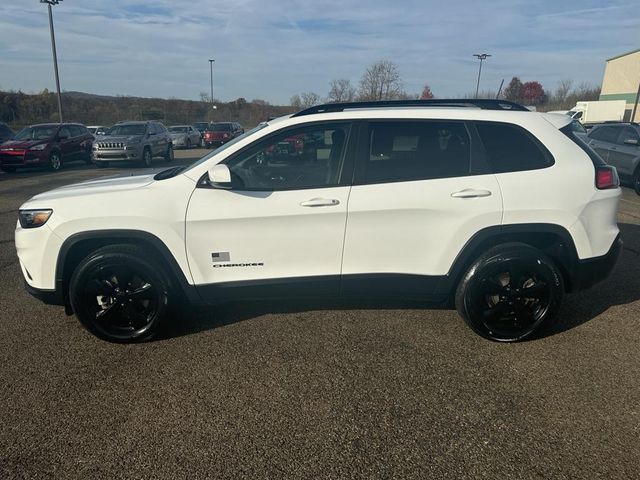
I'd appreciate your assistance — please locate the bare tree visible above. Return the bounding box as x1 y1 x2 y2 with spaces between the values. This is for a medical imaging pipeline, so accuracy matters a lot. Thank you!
420 84 434 99
327 79 356 103
199 91 211 103
554 79 573 104
358 60 404 101
291 92 321 109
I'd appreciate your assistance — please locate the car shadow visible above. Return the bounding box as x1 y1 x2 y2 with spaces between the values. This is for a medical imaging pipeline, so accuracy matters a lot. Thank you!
160 222 640 342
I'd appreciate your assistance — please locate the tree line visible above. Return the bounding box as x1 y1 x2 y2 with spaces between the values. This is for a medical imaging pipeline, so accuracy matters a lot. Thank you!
0 59 601 129
291 59 600 111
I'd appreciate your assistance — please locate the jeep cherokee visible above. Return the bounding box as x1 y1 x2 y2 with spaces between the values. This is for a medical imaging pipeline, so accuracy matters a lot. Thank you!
16 99 622 343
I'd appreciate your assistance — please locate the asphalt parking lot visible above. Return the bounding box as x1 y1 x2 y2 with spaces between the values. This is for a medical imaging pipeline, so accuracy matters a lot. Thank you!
1 152 639 479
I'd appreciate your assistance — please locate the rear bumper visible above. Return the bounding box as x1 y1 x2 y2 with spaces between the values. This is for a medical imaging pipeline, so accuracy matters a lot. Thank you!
570 233 622 292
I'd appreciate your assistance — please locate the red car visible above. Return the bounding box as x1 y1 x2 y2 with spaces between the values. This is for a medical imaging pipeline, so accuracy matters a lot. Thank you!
202 122 244 148
0 123 94 173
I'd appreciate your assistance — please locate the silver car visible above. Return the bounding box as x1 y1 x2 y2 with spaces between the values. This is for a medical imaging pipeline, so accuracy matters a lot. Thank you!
588 122 640 194
92 121 174 168
168 125 201 149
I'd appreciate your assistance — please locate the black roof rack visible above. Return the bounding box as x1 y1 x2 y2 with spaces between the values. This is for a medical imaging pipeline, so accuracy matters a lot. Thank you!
291 99 529 117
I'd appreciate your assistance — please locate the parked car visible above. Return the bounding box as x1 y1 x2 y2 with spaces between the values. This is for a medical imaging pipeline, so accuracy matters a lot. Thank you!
202 122 244 148
192 122 210 146
0 122 15 144
0 123 93 173
168 125 201 149
587 122 640 194
87 125 110 136
15 99 622 343
91 120 173 168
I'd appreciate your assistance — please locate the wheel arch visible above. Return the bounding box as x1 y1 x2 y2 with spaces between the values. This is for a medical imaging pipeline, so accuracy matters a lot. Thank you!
56 230 200 311
441 224 580 296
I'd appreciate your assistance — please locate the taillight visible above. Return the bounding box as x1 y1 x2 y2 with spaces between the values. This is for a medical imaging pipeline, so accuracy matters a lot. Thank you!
596 166 619 190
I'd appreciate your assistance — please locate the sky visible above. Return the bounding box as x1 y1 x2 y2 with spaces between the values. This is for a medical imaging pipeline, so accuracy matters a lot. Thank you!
0 0 638 105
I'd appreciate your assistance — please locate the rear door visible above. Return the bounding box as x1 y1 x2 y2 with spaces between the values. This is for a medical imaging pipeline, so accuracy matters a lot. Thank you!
608 126 640 178
588 125 621 163
342 120 502 298
57 126 76 160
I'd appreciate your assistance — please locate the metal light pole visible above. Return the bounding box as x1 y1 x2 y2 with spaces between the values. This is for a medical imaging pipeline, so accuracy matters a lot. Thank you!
41 0 63 122
473 53 491 98
209 59 215 105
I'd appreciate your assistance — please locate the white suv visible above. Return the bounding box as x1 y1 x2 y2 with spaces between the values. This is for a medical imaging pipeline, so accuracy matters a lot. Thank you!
15 100 623 343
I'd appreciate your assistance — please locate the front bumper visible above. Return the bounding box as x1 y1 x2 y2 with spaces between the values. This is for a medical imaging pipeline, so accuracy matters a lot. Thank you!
570 233 623 292
0 150 47 166
24 281 64 306
92 145 142 162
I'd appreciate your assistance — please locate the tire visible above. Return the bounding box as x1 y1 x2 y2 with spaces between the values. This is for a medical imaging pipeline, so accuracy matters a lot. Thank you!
1 166 16 173
186 139 192 149
50 151 63 171
455 243 563 342
633 168 640 196
69 244 171 343
96 161 109 168
142 147 152 167
164 143 174 162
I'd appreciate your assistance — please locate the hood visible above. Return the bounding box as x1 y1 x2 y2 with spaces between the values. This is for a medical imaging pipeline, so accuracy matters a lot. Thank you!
1 139 46 150
25 172 156 204
95 135 144 143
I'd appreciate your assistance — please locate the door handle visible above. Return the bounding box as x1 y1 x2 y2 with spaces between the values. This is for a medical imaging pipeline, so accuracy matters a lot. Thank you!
300 198 340 207
450 189 492 198
610 147 617 151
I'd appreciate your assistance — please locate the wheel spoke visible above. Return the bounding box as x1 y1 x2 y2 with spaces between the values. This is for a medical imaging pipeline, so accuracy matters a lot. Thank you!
482 302 506 321
95 302 119 320
85 278 113 296
128 282 154 299
123 303 150 329
482 276 506 296
110 265 133 288
521 282 548 300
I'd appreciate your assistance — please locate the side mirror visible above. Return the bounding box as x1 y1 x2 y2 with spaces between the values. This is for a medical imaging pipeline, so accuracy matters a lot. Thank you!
623 138 639 146
207 164 232 187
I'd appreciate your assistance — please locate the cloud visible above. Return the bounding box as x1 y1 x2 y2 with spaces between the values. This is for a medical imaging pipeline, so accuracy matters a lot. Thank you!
0 0 638 103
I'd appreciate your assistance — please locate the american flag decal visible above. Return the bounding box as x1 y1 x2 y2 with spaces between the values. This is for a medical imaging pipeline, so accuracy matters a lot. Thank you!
211 251 230 263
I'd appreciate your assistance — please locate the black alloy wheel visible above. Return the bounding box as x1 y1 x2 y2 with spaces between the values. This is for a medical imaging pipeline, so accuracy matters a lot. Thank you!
456 243 563 342
50 151 63 171
69 245 170 342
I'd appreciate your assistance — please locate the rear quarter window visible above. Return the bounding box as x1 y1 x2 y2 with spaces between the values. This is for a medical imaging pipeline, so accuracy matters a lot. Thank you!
561 124 606 167
475 122 553 173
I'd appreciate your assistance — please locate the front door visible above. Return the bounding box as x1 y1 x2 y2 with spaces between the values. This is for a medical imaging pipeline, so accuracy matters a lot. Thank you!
608 126 640 178
185 121 354 302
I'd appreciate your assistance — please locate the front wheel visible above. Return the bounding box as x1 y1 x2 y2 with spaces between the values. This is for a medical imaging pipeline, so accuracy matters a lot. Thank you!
142 147 152 167
455 243 563 342
69 245 171 343
50 151 63 171
165 144 174 162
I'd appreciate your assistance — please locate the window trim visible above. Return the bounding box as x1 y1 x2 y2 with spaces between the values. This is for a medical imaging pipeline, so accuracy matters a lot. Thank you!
352 119 482 186
197 120 357 192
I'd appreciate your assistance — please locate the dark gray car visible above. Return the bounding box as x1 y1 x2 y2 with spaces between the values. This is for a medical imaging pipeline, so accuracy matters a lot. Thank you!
588 122 640 194
91 120 174 168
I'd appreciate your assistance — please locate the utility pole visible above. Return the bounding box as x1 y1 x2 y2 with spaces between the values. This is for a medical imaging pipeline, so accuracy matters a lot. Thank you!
209 59 215 105
41 0 63 122
473 53 491 98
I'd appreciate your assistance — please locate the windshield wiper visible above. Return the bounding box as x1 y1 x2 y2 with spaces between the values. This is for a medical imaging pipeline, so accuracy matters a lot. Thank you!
154 165 186 180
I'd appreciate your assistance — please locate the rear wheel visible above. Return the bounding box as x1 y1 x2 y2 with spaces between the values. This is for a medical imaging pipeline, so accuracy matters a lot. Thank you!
455 243 563 342
142 147 152 167
50 151 63 171
165 143 174 162
69 245 171 343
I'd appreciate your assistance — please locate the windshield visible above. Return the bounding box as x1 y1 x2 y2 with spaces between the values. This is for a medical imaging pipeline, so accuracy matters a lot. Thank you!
14 126 57 141
109 124 146 136
182 123 268 174
169 126 189 133
209 123 232 132
87 127 97 134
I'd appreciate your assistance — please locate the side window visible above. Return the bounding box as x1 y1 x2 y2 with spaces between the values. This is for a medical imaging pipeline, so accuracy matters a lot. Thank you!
617 127 639 145
69 125 83 137
590 126 620 143
363 121 470 183
148 124 157 135
476 122 552 173
58 126 71 138
225 123 350 190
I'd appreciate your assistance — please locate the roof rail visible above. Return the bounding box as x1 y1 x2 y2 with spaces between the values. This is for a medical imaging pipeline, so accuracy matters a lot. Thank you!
291 99 529 117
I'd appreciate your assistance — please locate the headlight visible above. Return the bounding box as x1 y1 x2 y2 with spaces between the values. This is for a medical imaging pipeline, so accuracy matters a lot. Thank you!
29 144 47 151
18 209 53 229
